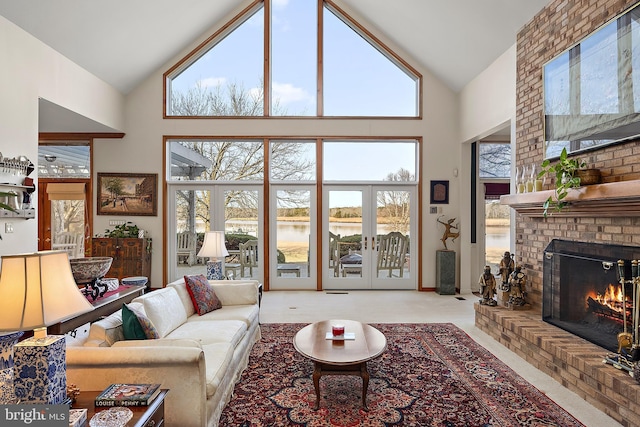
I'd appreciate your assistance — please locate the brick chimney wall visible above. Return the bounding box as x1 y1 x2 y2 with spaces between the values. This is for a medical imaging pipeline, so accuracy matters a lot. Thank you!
515 0 640 310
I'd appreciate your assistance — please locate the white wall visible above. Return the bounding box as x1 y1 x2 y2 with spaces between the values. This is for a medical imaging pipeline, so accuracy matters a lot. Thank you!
457 44 517 293
459 45 516 143
0 15 124 256
92 3 461 289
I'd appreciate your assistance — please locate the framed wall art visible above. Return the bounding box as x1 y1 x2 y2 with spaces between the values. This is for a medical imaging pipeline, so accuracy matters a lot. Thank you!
97 173 158 216
430 180 449 204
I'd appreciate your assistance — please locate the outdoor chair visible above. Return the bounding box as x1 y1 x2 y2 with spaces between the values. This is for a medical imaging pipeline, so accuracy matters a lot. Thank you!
239 239 259 277
329 232 341 277
177 231 197 266
53 231 83 258
376 231 409 278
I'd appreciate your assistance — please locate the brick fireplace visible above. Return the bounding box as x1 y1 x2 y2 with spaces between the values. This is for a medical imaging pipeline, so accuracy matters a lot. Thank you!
474 0 640 426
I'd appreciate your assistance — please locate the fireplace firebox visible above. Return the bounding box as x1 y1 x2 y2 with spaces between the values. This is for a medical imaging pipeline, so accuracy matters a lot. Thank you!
543 239 640 352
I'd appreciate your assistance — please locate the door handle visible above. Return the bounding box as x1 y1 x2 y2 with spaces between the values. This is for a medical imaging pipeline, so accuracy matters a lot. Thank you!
364 236 367 250
372 236 375 250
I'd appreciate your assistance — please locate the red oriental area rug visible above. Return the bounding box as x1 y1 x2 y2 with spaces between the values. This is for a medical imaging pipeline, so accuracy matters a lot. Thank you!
219 323 585 427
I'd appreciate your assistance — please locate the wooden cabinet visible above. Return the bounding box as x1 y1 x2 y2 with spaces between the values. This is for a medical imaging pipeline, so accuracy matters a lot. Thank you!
90 238 152 288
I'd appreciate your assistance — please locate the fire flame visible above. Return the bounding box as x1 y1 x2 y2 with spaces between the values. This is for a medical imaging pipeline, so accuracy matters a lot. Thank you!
591 284 624 311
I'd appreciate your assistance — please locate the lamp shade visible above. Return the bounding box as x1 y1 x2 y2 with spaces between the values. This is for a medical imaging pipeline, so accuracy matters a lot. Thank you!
197 231 229 259
0 250 93 332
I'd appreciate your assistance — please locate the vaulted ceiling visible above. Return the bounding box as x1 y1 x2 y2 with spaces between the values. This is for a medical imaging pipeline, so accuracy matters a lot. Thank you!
0 0 550 132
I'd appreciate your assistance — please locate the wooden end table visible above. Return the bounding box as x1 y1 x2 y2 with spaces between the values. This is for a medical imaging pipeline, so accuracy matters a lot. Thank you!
293 320 386 411
74 389 168 427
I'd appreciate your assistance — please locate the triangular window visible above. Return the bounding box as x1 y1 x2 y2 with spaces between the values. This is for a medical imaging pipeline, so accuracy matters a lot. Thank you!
165 0 420 117
322 4 419 116
167 4 265 116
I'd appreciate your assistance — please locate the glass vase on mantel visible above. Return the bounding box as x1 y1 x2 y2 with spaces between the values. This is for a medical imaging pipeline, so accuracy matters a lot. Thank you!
0 331 24 404
516 166 525 194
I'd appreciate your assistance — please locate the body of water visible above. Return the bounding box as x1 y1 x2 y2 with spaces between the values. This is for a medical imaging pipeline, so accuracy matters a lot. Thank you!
486 227 509 248
226 220 509 247
226 220 399 242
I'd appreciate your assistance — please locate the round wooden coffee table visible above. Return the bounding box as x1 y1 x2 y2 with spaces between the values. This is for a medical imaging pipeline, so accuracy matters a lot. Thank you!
293 319 386 411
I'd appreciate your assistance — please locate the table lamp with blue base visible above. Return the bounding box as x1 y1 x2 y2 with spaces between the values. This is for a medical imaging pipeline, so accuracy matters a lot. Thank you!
197 231 229 280
0 251 94 404
0 331 23 404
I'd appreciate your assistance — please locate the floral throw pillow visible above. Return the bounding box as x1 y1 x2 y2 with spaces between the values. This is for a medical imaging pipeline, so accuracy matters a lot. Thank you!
184 274 222 315
122 303 160 340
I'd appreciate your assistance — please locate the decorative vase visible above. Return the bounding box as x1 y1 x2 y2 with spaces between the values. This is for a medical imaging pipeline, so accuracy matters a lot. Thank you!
0 331 24 404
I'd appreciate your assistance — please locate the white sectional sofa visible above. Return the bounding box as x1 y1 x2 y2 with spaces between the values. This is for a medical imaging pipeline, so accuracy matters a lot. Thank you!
66 278 261 427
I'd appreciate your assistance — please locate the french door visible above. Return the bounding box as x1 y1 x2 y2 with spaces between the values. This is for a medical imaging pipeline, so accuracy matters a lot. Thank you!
168 184 264 283
323 185 416 290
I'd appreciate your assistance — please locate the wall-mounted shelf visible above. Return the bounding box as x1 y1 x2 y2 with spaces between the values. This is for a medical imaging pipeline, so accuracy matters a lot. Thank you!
500 180 640 217
0 183 35 220
0 208 35 219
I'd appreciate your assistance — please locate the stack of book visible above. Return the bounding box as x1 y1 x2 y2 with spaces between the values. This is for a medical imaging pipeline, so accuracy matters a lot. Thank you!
94 383 161 407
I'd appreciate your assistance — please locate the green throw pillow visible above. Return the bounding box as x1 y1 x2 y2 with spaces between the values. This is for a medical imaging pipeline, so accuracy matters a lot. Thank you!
122 303 159 340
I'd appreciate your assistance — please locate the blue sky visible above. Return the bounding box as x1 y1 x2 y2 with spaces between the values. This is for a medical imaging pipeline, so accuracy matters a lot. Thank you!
171 0 417 117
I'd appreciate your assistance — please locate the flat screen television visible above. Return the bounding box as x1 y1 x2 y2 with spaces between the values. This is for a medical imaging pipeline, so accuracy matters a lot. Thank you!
544 3 640 159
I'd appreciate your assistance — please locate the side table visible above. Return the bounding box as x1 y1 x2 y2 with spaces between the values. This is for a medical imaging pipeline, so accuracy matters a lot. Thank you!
74 389 168 427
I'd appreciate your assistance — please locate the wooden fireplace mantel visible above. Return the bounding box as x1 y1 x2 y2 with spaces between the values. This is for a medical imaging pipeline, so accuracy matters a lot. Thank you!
500 179 640 217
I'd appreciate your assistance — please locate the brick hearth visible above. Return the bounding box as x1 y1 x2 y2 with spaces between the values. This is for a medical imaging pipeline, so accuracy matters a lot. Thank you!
475 303 640 426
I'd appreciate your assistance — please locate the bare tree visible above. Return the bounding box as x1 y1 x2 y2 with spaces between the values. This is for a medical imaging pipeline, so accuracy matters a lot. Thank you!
479 143 510 178
171 80 285 116
52 200 84 235
377 168 413 234
171 82 313 231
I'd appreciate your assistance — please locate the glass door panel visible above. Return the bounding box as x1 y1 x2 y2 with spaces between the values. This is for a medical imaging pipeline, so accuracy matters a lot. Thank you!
51 199 86 259
371 187 414 289
223 188 262 281
173 188 211 280
324 189 368 289
270 188 316 289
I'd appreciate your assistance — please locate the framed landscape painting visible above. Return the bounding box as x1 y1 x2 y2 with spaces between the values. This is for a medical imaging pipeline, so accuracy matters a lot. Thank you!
97 173 158 216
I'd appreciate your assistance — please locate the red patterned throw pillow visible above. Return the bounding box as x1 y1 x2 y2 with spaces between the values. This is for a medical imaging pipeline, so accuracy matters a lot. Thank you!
184 274 222 315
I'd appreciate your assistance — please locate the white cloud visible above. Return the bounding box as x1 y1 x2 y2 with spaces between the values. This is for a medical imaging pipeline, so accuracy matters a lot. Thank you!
272 0 289 8
272 82 313 105
198 77 226 88
249 87 262 100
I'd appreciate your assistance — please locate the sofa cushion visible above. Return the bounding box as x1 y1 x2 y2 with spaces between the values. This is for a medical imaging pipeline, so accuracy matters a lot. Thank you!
186 304 259 328
122 303 159 340
211 282 259 306
166 319 246 348
136 287 188 338
166 279 196 317
184 274 222 315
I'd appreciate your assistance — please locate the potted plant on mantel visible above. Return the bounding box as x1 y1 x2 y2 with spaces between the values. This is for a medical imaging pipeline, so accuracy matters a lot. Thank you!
537 147 601 217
